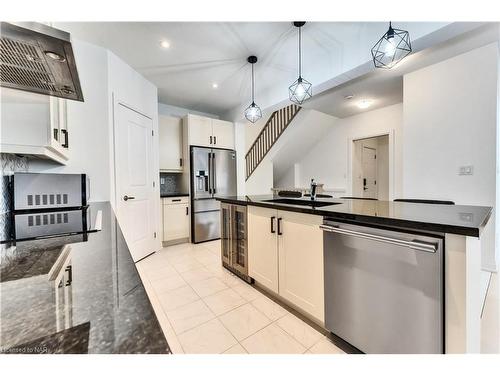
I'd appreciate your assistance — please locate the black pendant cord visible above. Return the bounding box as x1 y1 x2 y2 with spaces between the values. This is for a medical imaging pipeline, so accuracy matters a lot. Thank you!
251 62 255 103
298 26 302 78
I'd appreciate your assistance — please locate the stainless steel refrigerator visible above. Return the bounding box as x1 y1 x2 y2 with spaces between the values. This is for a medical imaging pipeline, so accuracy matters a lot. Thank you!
190 146 237 243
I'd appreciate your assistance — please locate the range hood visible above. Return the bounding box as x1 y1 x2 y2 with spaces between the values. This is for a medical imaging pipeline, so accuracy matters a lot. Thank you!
0 22 84 101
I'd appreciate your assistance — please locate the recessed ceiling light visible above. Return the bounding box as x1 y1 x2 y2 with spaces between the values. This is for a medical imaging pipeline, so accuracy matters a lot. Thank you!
357 99 373 109
212 83 218 89
160 40 171 49
344 94 354 100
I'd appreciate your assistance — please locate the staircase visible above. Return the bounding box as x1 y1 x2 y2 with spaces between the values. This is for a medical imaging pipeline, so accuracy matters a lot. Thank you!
245 104 301 180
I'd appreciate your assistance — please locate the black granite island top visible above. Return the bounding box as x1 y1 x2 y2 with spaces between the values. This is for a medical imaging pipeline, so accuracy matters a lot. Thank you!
0 202 170 354
216 195 493 237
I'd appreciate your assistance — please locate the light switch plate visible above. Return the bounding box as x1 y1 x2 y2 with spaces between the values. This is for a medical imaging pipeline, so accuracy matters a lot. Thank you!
459 165 473 176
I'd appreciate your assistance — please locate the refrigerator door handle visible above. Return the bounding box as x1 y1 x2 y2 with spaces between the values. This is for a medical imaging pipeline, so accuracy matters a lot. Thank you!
212 152 217 195
207 152 212 195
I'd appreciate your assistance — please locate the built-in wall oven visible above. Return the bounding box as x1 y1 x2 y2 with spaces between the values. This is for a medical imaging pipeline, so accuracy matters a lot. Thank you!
320 219 444 354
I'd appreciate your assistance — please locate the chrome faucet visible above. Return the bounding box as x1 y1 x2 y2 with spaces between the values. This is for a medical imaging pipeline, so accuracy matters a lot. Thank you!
310 178 318 201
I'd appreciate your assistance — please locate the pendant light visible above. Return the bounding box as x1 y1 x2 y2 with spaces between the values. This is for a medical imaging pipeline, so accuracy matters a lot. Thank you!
244 55 262 123
289 21 312 105
371 22 412 69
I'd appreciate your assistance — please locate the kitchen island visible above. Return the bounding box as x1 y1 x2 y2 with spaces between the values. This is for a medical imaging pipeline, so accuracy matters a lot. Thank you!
217 195 493 354
0 202 170 354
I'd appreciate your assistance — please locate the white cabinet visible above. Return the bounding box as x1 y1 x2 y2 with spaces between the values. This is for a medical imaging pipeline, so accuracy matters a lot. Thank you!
185 114 213 148
247 206 324 322
278 211 324 323
0 88 69 164
248 206 279 293
185 114 234 149
159 116 183 172
162 197 190 242
211 119 235 149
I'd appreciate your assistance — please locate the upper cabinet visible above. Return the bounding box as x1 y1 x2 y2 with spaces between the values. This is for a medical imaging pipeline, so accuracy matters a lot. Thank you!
211 119 235 149
0 88 70 164
184 114 234 149
159 115 184 172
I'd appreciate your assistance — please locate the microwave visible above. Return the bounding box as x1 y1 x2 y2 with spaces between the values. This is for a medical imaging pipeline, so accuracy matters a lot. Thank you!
12 173 90 211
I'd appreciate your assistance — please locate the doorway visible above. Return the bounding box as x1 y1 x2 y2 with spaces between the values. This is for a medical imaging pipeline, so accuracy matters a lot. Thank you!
352 135 389 200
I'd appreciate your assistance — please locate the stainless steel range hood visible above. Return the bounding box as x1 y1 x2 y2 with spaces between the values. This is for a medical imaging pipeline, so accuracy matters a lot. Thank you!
0 22 84 101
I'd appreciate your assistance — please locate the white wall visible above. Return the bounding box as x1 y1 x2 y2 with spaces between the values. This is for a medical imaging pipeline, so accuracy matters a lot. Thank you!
296 103 403 197
158 102 219 119
29 39 111 202
240 108 337 195
403 43 498 271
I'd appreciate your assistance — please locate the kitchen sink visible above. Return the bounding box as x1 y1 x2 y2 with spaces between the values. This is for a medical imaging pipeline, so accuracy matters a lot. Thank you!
263 198 341 207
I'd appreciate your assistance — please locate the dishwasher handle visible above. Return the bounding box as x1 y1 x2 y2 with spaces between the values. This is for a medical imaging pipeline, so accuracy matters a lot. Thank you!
319 224 438 253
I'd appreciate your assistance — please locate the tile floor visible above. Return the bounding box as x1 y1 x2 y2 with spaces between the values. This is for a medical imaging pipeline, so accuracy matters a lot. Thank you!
136 240 345 354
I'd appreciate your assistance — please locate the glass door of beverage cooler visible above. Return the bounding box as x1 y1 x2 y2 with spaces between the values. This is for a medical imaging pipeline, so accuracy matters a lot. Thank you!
230 204 247 274
220 203 231 265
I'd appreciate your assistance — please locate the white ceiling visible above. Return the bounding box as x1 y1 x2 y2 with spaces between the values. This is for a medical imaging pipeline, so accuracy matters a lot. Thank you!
55 22 448 117
302 22 500 119
302 73 403 118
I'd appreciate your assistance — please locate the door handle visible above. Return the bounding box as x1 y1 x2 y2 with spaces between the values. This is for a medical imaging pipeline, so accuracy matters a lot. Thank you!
214 136 217 145
210 136 213 144
212 153 217 194
277 218 283 235
270 216 276 233
123 195 135 201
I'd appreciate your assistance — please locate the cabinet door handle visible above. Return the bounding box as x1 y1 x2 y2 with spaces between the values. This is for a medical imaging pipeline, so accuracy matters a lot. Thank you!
210 135 213 144
186 206 189 215
65 265 72 286
179 158 183 167
172 198 181 202
53 128 59 141
270 216 276 233
214 136 217 144
277 218 283 235
61 129 69 148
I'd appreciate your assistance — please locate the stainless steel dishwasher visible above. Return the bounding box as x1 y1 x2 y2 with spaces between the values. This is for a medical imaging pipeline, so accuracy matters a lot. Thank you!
320 220 444 354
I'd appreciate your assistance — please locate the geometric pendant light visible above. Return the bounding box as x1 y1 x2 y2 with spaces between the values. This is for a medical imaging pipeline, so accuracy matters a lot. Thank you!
244 55 262 123
371 22 412 69
289 21 312 105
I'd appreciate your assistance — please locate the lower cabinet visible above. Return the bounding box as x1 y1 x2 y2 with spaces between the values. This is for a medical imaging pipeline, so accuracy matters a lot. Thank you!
162 197 190 243
247 206 324 322
248 206 279 293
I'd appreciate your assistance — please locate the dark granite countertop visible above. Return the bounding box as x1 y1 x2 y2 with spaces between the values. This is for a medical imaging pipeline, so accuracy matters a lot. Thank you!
216 195 493 237
0 202 170 354
160 193 189 198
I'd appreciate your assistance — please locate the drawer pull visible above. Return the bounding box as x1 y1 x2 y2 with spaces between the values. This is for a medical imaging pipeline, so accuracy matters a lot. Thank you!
172 199 181 202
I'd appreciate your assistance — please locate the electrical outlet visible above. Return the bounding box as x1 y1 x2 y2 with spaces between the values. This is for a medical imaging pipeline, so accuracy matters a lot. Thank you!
459 165 473 176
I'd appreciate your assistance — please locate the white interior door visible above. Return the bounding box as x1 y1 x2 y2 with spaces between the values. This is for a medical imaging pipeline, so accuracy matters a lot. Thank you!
115 103 155 262
362 146 377 198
